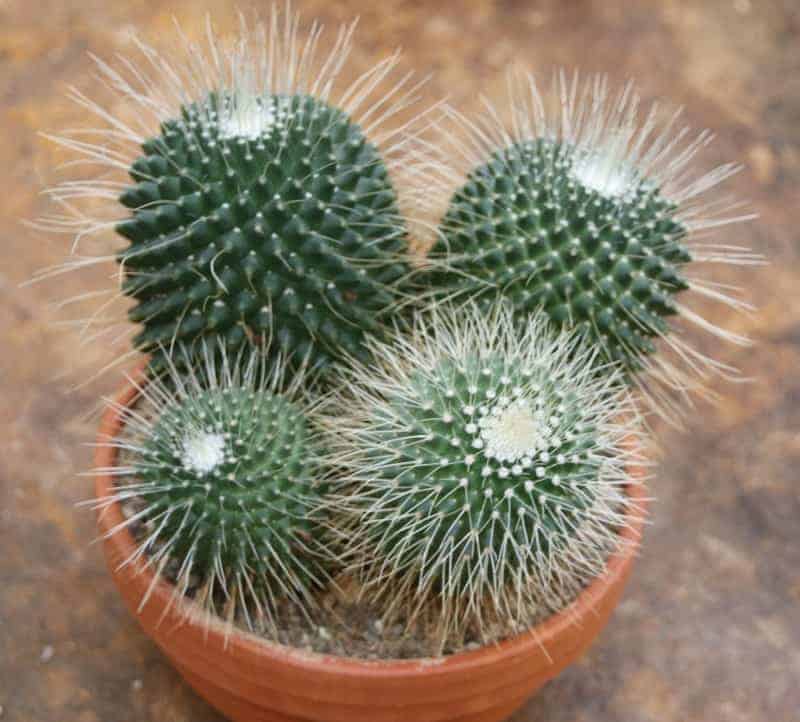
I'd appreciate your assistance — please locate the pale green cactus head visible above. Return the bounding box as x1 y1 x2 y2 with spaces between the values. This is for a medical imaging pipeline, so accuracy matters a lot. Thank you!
323 303 643 644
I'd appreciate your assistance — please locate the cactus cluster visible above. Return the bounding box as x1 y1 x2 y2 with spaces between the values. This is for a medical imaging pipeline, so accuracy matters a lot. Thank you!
323 305 639 640
40 7 757 652
98 345 328 631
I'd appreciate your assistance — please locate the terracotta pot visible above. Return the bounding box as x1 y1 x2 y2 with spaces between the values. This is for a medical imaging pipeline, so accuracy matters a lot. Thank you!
94 369 647 722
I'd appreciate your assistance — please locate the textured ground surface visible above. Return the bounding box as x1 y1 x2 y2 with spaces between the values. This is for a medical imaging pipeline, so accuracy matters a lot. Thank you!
1 1 799 721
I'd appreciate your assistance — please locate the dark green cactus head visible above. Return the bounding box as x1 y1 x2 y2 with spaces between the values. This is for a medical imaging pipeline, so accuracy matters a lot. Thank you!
117 90 410 373
425 137 691 373
108 346 329 631
416 72 755 423
38 10 434 385
325 304 638 641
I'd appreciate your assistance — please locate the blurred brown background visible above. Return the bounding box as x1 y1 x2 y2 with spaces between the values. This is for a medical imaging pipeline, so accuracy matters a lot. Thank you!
1 1 799 720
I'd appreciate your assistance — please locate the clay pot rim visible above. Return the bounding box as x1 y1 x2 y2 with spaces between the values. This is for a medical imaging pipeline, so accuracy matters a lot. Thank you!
95 363 647 679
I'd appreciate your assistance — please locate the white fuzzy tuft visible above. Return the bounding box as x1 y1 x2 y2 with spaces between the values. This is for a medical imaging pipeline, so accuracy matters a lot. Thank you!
480 400 545 463
181 431 226 475
217 94 277 139
570 139 639 199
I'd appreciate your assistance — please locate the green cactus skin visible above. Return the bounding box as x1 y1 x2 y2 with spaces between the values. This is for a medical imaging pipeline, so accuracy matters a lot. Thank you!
325 305 639 642
107 348 329 632
117 93 410 372
424 138 691 373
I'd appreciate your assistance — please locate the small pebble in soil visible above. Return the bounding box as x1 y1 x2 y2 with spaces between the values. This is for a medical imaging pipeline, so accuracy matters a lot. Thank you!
40 645 54 663
131 679 143 692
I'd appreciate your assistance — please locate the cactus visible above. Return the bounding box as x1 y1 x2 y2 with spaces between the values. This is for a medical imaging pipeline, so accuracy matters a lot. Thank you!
38 8 426 375
418 71 758 421
323 303 642 643
119 90 410 373
94 344 330 632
